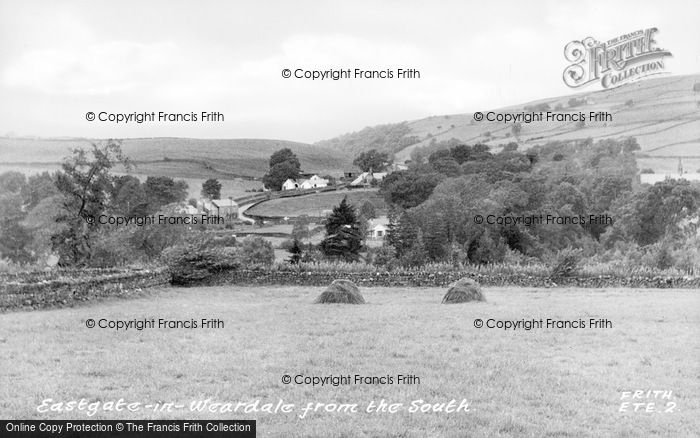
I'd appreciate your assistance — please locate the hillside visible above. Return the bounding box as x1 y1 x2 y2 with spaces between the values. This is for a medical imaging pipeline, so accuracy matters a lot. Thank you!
2 74 698 179
0 137 352 179
316 73 700 173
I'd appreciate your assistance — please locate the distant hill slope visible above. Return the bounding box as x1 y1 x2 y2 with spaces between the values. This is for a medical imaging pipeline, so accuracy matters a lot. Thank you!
0 137 352 179
3 73 698 179
316 73 700 171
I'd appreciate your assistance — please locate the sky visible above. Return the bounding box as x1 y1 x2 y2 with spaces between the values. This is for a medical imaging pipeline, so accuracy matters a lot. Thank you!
0 0 698 143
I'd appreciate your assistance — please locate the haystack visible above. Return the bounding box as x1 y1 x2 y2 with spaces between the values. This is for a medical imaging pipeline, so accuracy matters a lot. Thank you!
314 279 365 304
441 278 485 304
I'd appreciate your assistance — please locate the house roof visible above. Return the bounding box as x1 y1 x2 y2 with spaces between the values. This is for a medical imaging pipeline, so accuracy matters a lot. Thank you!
212 199 238 207
351 172 387 186
369 216 389 229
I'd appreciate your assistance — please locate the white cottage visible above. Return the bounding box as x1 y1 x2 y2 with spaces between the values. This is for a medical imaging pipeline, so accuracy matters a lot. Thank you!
299 175 328 190
367 216 389 239
282 179 299 190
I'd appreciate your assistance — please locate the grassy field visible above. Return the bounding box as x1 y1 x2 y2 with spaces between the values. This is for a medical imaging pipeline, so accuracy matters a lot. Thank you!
0 286 698 437
247 189 386 218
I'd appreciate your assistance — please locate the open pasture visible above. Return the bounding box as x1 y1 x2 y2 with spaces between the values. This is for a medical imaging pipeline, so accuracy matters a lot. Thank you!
0 286 697 436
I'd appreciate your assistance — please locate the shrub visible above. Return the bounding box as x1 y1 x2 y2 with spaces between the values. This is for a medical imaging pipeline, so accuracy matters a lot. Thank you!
442 278 485 303
239 236 274 267
287 238 302 264
162 244 240 285
653 243 675 271
314 279 365 304
372 245 397 268
550 248 583 279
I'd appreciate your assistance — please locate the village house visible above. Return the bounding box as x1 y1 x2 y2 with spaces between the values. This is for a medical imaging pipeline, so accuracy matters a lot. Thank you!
175 203 199 215
210 199 238 218
344 170 359 180
350 171 387 187
299 175 328 189
282 174 328 190
367 216 389 239
198 198 238 218
282 179 299 190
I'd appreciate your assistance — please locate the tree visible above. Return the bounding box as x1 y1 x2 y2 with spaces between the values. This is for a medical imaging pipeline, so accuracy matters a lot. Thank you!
0 171 26 193
612 179 700 246
110 175 147 216
144 176 188 212
262 161 300 191
238 236 275 267
269 148 301 170
379 169 443 209
353 149 390 172
263 148 301 191
202 178 222 199
386 209 419 259
52 140 129 266
359 200 376 219
287 238 303 264
21 171 58 208
0 222 34 263
320 198 362 261
430 156 461 176
449 144 472 164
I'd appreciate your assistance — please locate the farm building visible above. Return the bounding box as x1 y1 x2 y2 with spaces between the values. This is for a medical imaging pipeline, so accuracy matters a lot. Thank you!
282 175 328 190
209 199 238 218
299 175 329 189
344 170 359 179
282 179 299 190
351 172 387 187
175 203 198 215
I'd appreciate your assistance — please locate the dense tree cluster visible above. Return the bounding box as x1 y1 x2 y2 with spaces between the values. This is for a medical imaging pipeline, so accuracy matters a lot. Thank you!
201 178 222 199
353 149 390 172
378 137 700 271
262 148 301 191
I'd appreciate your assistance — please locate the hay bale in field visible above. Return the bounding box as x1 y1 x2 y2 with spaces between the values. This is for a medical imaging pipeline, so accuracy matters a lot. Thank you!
441 278 485 304
314 279 365 304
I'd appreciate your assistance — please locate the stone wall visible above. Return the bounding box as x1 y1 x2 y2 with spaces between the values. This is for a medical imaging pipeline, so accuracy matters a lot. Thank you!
199 269 700 289
0 268 169 311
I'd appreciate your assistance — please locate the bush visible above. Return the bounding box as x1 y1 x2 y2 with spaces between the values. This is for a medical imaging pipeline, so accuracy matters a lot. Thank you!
372 245 397 268
550 248 583 279
239 236 274 267
162 244 240 285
